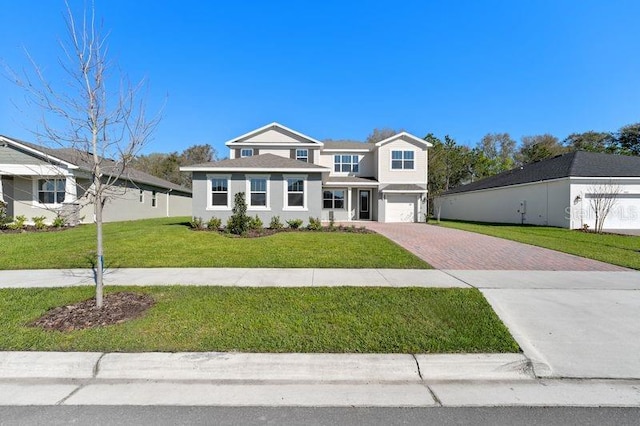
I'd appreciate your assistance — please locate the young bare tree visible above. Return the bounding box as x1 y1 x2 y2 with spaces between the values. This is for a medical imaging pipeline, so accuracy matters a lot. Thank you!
587 182 622 233
8 2 160 307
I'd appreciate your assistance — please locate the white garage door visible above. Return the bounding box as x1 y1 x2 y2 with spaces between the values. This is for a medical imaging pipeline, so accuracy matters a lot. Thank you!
386 194 416 222
582 194 640 229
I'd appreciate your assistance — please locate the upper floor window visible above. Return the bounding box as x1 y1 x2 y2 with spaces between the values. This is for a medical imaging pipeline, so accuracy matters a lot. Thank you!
334 154 359 173
391 150 414 170
38 178 65 204
240 148 254 158
296 149 309 162
210 177 229 207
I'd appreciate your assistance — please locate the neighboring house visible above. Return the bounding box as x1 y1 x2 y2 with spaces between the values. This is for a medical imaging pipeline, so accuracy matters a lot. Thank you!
0 135 192 224
181 122 432 223
435 151 640 230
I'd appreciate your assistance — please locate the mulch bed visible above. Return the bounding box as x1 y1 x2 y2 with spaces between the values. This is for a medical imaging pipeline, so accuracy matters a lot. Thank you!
194 226 373 238
30 292 155 332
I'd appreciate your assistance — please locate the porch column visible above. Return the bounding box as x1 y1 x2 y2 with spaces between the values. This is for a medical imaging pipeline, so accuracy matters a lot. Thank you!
347 186 352 221
64 175 77 203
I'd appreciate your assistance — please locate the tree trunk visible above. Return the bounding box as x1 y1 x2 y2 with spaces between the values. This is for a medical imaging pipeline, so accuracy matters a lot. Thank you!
95 179 104 308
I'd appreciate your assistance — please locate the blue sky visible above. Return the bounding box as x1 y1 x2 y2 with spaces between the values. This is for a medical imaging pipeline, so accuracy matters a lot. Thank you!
1 1 639 156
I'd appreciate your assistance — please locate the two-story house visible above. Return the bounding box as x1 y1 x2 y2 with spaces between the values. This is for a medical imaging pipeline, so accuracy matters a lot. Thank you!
181 122 431 223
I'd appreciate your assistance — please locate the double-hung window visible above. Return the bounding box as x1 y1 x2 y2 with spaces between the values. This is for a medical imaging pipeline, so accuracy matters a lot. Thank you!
38 178 66 204
139 189 144 203
151 191 157 207
323 190 345 209
334 155 359 173
248 176 268 208
296 149 309 162
240 148 254 158
209 176 229 208
285 177 305 208
391 150 414 170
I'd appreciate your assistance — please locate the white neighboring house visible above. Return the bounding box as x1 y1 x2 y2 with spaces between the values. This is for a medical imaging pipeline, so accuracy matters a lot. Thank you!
435 151 640 230
181 122 432 223
0 135 192 224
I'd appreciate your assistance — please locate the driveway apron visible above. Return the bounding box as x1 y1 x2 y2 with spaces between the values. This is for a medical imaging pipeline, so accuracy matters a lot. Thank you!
363 222 627 271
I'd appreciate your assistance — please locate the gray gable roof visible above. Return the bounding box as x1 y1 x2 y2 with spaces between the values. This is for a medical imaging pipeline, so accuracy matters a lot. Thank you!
185 153 330 171
2 136 191 194
323 141 373 151
445 151 640 195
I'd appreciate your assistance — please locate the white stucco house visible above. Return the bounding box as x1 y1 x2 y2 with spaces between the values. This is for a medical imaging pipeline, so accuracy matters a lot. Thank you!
435 151 640 230
0 135 192 224
181 122 432 223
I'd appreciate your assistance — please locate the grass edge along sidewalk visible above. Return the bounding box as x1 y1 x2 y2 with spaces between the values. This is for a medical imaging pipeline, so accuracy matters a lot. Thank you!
435 219 640 270
0 217 430 270
0 286 518 353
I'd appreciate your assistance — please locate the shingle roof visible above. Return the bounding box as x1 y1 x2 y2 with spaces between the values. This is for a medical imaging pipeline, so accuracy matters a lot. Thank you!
2 136 191 194
324 176 379 185
444 151 640 195
381 184 426 192
185 153 330 171
323 141 373 151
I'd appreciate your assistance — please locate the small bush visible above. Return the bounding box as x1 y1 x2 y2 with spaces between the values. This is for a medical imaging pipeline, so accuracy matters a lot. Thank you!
0 200 9 226
269 216 283 230
190 216 205 230
8 215 27 230
32 216 47 230
248 215 263 231
52 215 67 228
307 216 322 231
207 217 222 231
287 218 303 229
228 192 250 235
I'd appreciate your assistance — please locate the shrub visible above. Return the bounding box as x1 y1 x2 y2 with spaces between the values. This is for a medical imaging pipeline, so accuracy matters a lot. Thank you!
269 216 283 230
207 217 222 231
52 215 67 228
8 215 27 230
190 216 205 230
228 192 250 235
32 216 47 230
0 200 9 226
248 215 263 231
286 218 303 229
328 216 335 230
307 216 322 231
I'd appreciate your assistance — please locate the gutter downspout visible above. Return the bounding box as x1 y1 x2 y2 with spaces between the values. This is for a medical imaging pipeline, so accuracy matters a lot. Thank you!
166 189 173 217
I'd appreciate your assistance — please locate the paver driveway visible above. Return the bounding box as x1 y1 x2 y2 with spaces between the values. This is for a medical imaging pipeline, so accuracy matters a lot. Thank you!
364 222 626 271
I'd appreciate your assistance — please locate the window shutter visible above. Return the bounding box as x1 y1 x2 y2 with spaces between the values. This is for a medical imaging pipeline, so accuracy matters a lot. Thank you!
308 149 314 163
290 149 296 159
234 148 241 158
253 148 259 155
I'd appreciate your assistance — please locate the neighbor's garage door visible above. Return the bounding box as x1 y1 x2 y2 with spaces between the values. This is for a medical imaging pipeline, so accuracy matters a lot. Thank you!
583 194 640 229
386 194 416 222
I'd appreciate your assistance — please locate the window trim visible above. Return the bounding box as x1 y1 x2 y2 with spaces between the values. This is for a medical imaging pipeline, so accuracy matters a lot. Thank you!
34 177 67 206
323 189 346 210
240 148 254 158
390 150 415 171
207 174 232 210
245 174 271 210
296 148 309 163
333 154 359 174
283 174 308 211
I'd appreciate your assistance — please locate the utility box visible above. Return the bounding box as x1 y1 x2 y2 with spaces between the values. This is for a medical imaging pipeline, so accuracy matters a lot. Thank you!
517 200 526 214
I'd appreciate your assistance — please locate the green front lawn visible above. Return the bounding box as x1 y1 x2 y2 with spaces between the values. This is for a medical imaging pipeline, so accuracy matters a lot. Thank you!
0 286 519 353
0 217 429 269
436 220 640 270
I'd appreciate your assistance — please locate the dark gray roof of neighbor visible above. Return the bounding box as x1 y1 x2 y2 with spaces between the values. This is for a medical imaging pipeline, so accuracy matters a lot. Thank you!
188 153 330 170
324 176 379 184
323 141 373 150
444 151 640 195
381 184 427 191
3 136 191 194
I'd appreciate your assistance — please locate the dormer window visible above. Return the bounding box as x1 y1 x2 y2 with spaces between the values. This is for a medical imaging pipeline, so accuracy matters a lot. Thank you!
296 149 308 162
334 155 359 173
240 148 254 158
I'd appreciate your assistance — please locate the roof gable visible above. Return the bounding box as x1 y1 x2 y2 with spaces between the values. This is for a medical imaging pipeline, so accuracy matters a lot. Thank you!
374 132 432 149
225 122 324 146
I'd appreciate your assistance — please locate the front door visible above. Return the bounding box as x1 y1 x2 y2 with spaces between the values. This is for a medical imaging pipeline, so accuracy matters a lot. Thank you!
358 189 371 220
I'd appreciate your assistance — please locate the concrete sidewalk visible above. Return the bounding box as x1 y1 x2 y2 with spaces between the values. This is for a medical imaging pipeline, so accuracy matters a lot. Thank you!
1 351 639 407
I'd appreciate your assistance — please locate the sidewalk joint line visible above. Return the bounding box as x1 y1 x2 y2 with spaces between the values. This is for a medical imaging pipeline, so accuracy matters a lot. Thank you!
377 269 392 286
440 270 476 288
55 383 84 405
93 353 107 378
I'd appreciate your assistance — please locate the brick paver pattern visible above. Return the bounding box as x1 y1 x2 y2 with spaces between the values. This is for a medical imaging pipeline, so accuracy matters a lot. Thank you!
363 222 627 271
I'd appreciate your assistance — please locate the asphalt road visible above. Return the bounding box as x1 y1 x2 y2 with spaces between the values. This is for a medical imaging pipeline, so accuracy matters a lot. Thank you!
1 407 640 426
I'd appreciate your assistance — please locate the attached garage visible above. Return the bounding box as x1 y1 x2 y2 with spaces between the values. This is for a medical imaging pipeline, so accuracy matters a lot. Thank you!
386 194 416 222
581 193 640 229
